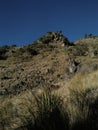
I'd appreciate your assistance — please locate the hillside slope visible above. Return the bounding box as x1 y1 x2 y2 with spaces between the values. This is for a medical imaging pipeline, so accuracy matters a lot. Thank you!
0 31 71 96
0 32 98 130
1 32 98 96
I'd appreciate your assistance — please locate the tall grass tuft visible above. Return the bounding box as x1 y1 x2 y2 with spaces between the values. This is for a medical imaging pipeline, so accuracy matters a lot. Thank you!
67 87 98 130
25 91 68 130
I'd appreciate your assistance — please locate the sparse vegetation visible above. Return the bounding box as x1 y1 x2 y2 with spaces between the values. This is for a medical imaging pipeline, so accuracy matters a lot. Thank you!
1 32 98 130
67 43 89 56
0 45 10 60
1 72 98 130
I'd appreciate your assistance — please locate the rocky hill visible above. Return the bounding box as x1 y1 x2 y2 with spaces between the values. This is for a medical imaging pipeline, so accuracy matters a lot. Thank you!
1 32 98 96
0 31 72 96
1 32 98 130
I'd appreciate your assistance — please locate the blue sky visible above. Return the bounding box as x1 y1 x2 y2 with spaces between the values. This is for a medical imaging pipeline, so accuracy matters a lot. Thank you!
0 0 98 46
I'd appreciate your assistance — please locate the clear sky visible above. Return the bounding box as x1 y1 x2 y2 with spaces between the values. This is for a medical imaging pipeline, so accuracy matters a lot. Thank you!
0 0 98 46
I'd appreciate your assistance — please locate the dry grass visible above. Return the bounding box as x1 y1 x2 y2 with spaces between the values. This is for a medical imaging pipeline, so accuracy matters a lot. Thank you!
64 71 98 130
1 36 98 130
1 70 98 130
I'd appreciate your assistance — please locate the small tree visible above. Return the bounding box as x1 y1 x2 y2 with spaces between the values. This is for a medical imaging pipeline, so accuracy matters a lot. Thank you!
89 33 93 38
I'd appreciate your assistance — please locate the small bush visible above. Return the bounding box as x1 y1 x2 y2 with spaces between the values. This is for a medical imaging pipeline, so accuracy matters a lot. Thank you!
11 44 17 47
0 45 10 54
91 44 98 56
0 45 10 60
68 44 88 56
26 47 38 55
39 34 53 44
